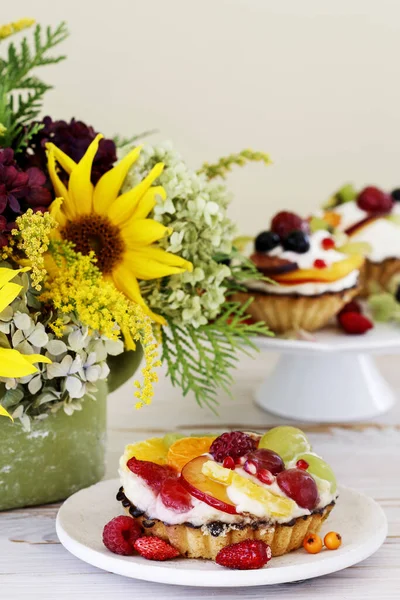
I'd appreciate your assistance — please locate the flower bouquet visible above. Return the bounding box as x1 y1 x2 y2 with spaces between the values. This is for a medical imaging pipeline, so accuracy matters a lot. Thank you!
0 19 270 510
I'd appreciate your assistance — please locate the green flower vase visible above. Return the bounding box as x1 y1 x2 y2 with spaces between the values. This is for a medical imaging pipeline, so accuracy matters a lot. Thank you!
0 348 142 511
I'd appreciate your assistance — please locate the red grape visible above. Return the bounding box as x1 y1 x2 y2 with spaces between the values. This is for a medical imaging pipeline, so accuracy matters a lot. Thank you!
245 449 285 476
277 468 319 510
271 211 309 238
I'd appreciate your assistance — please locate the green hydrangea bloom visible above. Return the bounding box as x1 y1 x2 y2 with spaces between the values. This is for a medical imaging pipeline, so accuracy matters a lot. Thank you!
122 142 237 327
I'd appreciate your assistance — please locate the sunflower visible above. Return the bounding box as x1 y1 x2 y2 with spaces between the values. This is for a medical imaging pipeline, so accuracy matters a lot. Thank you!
46 135 192 323
0 267 51 420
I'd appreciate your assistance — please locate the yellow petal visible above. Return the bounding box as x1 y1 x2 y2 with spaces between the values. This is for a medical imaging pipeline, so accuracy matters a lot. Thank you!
120 219 171 248
132 246 193 270
47 148 75 220
126 247 192 281
113 185 166 228
23 354 52 365
0 282 23 313
112 265 165 324
0 348 39 378
0 404 13 421
0 267 29 290
49 197 67 228
122 326 136 350
93 145 143 215
68 134 103 214
50 145 77 175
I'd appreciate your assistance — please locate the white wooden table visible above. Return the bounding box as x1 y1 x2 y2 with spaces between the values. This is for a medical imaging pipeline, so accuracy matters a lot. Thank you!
1 351 399 599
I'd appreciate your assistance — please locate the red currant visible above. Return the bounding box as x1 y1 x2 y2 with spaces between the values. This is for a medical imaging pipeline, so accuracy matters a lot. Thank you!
321 237 335 250
314 259 327 269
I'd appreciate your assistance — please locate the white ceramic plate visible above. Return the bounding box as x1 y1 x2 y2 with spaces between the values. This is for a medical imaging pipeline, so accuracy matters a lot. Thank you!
56 479 387 587
254 320 400 355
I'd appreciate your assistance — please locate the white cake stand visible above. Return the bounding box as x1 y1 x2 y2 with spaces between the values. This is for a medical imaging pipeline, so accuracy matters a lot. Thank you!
254 322 400 422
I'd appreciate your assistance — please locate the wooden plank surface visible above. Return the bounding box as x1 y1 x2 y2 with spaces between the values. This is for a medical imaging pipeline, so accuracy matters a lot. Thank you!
1 351 399 599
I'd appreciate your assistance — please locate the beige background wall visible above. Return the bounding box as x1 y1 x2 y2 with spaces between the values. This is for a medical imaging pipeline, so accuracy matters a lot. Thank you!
3 1 400 235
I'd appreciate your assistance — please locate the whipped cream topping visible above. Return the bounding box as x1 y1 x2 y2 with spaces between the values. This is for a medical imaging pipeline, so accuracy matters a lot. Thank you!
331 202 400 262
119 449 336 527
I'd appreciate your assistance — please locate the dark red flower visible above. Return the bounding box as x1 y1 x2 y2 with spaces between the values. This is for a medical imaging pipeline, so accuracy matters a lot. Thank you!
0 147 51 246
21 117 117 184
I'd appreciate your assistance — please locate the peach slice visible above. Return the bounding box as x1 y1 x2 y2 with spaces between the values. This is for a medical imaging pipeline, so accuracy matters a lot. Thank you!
180 456 237 515
273 254 364 284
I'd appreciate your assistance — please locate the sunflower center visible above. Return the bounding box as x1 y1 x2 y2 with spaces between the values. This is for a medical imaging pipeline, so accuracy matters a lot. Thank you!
62 214 125 275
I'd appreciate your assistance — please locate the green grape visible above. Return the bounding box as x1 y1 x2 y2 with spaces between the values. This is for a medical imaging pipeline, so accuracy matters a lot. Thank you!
259 426 311 463
297 453 337 494
163 432 185 449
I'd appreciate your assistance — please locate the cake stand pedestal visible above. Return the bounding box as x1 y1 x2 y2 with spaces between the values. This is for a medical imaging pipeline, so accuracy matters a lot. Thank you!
254 323 400 422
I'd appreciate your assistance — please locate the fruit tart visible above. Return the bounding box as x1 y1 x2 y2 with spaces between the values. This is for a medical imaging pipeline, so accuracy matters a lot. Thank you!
233 211 364 332
116 427 337 560
321 184 400 296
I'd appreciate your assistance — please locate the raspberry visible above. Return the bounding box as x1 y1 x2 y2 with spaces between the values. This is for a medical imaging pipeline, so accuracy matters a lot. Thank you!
127 457 176 494
313 259 327 269
357 186 393 214
338 312 374 335
209 432 258 463
160 478 193 513
338 301 362 316
102 516 142 555
215 540 272 570
271 211 309 238
134 536 180 561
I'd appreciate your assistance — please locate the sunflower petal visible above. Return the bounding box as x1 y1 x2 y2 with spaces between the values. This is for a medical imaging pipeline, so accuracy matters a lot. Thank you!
126 247 192 280
112 265 165 324
49 197 67 228
132 246 193 270
0 404 13 420
47 147 75 220
0 267 24 289
120 219 171 248
113 185 166 228
0 282 23 313
23 354 52 365
50 145 77 175
0 348 40 378
68 134 103 214
93 145 143 215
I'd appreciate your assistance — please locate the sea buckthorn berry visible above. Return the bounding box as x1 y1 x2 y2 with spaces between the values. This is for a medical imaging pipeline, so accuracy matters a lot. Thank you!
223 456 236 470
303 533 323 554
296 459 309 470
324 531 342 550
313 259 327 269
321 237 335 250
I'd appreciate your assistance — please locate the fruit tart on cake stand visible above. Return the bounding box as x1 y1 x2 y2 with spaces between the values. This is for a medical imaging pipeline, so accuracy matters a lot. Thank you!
234 211 400 422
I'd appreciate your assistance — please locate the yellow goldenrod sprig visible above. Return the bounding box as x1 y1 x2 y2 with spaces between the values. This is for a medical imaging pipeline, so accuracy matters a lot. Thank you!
0 18 35 40
12 209 58 291
197 149 271 180
41 244 160 408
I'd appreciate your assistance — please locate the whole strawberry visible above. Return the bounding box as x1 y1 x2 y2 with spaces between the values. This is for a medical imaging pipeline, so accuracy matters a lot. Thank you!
215 540 272 570
102 516 142 555
338 311 374 335
134 536 180 561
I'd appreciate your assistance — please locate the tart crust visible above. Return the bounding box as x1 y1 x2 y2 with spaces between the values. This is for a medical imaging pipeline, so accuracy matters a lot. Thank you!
232 286 360 333
118 489 335 559
359 257 400 297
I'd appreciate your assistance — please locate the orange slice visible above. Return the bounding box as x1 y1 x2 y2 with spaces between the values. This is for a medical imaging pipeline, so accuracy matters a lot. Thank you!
167 436 216 472
323 211 342 228
274 254 364 284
